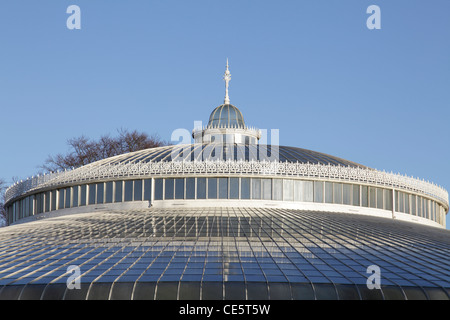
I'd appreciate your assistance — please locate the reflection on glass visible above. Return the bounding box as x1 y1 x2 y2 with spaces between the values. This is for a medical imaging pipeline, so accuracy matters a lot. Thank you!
80 185 86 206
197 178 206 199
333 183 342 204
165 179 174 200
115 181 123 203
417 196 422 217
230 178 239 199
186 178 195 199
105 182 113 203
325 182 333 204
124 180 133 202
342 184 351 205
241 178 250 199
273 179 282 201
144 179 152 201
154 179 163 200
262 179 272 200
175 178 184 199
208 178 217 199
45 191 51 212
283 179 294 201
219 178 228 199
361 186 368 207
376 188 383 209
65 187 71 208
404 193 410 214
352 185 360 206
384 189 392 211
303 181 313 202
314 181 323 203
96 183 104 204
72 186 79 207
134 180 143 201
58 189 65 209
252 178 261 199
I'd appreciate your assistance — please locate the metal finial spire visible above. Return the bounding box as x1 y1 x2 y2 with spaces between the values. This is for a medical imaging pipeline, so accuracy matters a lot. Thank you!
223 58 231 104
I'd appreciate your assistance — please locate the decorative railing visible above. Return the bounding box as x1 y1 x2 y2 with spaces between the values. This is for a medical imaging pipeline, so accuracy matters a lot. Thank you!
5 160 449 207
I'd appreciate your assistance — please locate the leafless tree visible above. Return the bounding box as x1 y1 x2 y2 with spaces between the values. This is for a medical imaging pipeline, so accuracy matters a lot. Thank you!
0 178 7 225
41 129 167 172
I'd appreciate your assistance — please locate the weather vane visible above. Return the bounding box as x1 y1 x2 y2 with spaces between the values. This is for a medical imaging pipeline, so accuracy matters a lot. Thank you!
223 58 231 104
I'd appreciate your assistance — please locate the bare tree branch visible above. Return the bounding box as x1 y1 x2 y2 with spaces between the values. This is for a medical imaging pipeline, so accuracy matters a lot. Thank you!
40 129 167 172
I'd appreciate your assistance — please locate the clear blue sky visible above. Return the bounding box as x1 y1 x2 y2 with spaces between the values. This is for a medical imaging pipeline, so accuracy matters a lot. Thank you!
0 1 449 227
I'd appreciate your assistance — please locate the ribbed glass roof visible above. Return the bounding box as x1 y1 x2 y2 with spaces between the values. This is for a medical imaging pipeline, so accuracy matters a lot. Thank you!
208 104 245 128
89 144 368 169
0 208 448 300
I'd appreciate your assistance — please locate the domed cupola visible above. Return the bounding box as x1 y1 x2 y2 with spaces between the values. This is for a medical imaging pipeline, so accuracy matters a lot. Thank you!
193 59 261 144
207 104 245 129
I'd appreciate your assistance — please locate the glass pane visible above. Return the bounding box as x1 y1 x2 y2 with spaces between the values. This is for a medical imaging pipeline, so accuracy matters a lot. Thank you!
230 178 239 199
165 178 174 200
65 187 71 208
134 180 143 201
376 188 383 209
51 190 57 211
303 181 313 202
186 178 195 199
124 180 133 201
369 187 376 208
411 195 417 216
405 193 410 214
115 181 123 203
262 179 272 200
80 185 86 206
144 179 152 201
384 189 392 211
294 180 302 201
88 184 96 205
96 183 104 204
72 186 79 207
219 178 228 199
361 186 368 207
325 182 333 204
252 178 261 199
401 192 407 213
283 179 294 201
342 184 351 205
36 193 43 214
175 178 184 199
314 181 323 203
58 189 65 209
105 181 113 203
208 178 217 199
241 178 250 199
333 183 342 204
352 185 360 206
416 196 421 217
154 179 163 200
45 191 51 211
273 179 282 201
197 178 206 199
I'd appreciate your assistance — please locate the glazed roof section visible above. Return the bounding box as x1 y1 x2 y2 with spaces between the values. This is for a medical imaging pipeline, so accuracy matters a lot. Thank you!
0 208 448 299
92 144 368 168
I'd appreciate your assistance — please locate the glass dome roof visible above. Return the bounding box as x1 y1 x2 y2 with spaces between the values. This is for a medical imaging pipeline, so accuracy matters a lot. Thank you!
89 144 368 168
208 104 245 128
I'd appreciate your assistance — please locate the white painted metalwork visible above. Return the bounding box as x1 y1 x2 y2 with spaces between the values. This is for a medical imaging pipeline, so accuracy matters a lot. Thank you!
5 157 449 208
224 58 231 104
